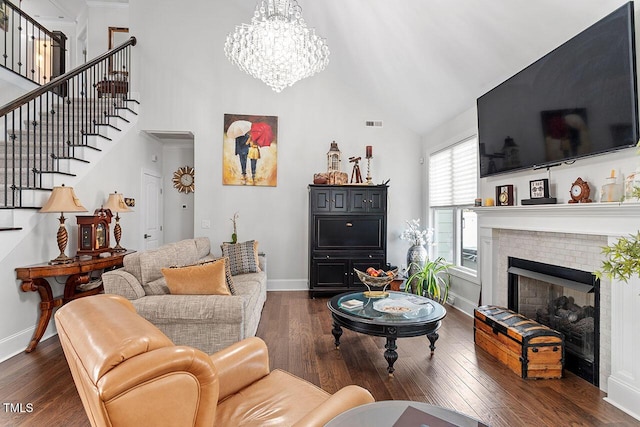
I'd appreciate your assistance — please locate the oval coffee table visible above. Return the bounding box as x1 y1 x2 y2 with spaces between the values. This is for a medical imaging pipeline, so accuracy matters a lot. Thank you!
326 400 487 427
327 291 446 375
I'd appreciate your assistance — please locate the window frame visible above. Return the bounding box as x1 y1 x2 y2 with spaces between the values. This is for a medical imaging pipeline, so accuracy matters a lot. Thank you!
428 136 479 279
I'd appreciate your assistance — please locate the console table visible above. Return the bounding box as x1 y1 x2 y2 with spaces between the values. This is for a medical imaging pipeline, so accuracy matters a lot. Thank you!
15 251 132 352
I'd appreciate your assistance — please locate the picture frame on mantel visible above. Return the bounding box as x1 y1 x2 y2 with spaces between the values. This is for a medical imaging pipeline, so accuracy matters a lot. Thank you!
522 178 557 205
530 178 550 198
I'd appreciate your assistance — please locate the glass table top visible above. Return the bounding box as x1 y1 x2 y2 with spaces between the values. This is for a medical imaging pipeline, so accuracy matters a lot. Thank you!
328 291 446 325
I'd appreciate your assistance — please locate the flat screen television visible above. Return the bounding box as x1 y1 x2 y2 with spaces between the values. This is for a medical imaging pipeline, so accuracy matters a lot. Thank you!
477 2 638 178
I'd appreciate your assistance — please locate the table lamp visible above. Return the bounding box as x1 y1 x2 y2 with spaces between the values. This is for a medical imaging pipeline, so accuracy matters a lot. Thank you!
103 191 132 252
39 184 88 264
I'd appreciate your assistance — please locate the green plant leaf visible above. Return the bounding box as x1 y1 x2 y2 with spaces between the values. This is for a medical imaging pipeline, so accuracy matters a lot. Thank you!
596 231 640 283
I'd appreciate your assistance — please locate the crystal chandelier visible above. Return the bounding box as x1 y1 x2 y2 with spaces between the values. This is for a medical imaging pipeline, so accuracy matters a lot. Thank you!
224 0 330 93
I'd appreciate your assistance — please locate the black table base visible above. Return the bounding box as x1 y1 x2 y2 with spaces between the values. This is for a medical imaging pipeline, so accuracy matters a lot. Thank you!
331 314 442 375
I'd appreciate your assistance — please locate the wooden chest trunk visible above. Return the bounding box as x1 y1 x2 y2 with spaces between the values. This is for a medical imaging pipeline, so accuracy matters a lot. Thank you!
474 305 564 379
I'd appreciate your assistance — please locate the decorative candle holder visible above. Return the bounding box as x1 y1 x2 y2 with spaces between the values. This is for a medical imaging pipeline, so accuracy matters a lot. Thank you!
365 145 373 185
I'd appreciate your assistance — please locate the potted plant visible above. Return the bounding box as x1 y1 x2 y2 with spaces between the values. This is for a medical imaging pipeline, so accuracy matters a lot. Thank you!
405 256 451 304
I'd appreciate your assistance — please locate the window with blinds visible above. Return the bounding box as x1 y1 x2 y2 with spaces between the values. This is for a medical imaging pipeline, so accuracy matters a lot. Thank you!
429 137 478 273
429 137 478 207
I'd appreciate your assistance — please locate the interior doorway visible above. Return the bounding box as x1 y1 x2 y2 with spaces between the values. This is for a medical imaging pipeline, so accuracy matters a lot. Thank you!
141 170 163 250
142 130 195 244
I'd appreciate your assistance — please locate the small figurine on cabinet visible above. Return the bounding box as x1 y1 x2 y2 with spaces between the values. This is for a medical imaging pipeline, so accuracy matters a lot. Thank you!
349 156 363 183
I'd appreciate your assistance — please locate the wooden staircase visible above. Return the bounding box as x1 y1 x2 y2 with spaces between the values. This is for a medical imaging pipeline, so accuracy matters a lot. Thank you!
0 37 138 231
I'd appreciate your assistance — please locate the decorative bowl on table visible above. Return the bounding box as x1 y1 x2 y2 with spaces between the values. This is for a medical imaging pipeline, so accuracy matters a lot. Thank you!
354 268 398 298
372 298 418 316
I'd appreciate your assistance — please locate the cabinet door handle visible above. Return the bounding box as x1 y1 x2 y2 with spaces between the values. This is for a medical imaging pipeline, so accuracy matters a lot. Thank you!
369 254 373 258
346 222 353 227
326 255 330 258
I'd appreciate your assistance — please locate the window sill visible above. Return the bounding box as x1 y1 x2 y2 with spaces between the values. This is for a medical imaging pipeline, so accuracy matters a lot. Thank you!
449 266 480 285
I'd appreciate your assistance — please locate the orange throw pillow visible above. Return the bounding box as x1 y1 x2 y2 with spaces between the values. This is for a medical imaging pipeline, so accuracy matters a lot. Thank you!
161 258 231 295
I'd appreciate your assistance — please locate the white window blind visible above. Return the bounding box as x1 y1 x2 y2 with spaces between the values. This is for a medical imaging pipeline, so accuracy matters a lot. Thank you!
429 137 478 207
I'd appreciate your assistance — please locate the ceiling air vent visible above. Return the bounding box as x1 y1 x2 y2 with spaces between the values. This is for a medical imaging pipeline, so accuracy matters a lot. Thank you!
365 120 383 128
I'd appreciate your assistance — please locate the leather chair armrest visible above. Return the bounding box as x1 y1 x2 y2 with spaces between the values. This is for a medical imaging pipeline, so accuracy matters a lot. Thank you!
97 346 219 426
209 337 270 401
98 346 218 401
292 385 375 427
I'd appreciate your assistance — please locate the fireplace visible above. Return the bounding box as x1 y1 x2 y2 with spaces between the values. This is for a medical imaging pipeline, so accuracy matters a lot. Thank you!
476 204 640 419
508 257 600 385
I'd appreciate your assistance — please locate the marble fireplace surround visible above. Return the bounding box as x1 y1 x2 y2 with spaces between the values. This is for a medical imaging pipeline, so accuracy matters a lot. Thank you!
476 203 640 421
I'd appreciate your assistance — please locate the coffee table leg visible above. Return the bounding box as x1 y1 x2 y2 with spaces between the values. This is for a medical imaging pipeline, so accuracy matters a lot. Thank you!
427 332 439 355
384 337 398 375
332 321 343 349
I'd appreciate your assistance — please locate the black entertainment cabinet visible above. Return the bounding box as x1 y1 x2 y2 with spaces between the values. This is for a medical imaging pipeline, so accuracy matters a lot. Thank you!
308 184 388 297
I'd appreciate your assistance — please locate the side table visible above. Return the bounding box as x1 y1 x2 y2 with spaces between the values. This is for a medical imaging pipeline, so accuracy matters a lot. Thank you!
15 251 133 352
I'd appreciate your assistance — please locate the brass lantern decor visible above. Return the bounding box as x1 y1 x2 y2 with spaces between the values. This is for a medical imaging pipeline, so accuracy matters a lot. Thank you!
327 141 341 172
173 166 195 193
326 141 348 185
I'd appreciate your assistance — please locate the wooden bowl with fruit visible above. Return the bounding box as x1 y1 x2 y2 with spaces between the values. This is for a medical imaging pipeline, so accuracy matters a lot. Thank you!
354 267 398 298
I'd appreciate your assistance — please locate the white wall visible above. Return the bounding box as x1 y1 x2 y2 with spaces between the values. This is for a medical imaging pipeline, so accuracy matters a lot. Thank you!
86 3 129 61
0 119 162 360
162 142 195 243
0 0 425 361
130 0 424 290
422 2 640 316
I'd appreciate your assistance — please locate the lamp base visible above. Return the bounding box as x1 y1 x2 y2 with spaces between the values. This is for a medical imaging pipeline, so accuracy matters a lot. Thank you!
111 244 127 252
49 253 75 265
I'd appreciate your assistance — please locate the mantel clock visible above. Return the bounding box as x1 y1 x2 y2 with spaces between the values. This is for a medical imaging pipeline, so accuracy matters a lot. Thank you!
77 208 113 257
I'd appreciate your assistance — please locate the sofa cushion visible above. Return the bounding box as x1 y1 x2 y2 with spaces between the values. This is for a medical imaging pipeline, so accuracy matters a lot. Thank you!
139 240 200 294
221 240 260 275
215 257 237 295
162 259 231 296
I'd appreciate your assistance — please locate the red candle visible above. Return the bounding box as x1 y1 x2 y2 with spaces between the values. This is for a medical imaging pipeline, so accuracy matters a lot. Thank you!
366 145 372 158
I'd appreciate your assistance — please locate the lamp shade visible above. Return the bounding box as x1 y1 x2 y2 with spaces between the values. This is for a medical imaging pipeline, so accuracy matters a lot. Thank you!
103 192 132 213
40 185 87 213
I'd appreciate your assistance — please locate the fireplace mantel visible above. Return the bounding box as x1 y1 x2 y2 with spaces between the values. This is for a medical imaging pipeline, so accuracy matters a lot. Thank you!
474 202 640 236
476 202 640 420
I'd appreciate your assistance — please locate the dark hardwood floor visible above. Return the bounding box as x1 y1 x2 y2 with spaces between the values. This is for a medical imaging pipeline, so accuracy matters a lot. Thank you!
0 291 638 426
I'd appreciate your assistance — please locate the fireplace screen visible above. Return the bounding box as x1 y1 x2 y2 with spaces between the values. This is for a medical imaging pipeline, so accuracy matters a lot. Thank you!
508 257 599 385
519 278 595 365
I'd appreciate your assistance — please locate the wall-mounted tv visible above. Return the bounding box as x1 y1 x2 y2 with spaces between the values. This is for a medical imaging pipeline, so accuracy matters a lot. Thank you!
477 2 638 178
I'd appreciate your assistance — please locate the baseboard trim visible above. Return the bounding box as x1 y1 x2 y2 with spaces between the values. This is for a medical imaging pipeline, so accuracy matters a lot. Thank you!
446 292 477 317
267 279 308 291
0 325 57 363
605 376 640 421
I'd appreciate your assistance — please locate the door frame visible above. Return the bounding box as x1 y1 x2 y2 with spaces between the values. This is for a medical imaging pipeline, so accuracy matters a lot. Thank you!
140 168 164 250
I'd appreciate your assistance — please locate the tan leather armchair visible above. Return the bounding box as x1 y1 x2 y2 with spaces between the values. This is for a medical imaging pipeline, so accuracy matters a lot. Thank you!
55 294 374 426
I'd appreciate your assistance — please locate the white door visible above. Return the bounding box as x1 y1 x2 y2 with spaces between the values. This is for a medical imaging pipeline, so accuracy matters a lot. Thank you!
142 171 163 250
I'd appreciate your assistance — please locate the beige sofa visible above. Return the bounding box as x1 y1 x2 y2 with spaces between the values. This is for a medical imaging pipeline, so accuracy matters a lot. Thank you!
101 237 267 354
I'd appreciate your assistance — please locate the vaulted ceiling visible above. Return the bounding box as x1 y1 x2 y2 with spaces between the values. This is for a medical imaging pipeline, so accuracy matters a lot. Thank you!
20 0 633 135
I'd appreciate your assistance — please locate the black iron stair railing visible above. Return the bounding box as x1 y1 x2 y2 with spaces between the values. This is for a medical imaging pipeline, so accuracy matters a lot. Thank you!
0 36 137 209
0 0 66 85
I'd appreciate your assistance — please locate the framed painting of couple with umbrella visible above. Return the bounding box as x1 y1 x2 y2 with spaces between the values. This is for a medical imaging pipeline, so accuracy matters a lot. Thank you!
223 114 278 186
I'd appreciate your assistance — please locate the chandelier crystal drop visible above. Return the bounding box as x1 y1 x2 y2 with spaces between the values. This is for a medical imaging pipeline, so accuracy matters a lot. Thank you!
224 0 330 93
